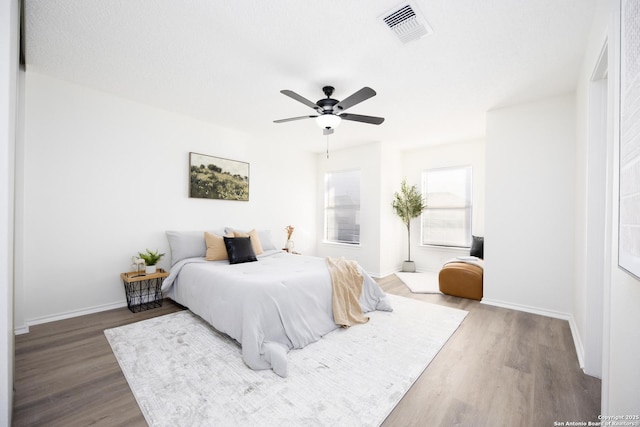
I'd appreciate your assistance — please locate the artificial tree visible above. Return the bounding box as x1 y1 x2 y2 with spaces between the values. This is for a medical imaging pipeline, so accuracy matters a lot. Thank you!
392 179 427 272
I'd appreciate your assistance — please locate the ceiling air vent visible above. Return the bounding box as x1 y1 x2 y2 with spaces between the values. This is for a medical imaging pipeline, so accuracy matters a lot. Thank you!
380 2 432 44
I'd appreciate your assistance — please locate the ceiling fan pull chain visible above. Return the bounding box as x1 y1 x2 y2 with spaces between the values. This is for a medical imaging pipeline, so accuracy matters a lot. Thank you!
326 135 330 159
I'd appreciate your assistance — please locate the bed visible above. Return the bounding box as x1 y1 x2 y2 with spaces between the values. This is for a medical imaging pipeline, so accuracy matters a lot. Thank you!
161 229 393 377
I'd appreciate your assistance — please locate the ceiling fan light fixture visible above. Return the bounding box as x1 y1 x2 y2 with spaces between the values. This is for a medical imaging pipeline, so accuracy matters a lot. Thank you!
316 114 341 130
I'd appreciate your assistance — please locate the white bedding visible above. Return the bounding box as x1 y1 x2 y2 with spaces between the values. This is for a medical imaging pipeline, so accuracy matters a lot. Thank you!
161 250 392 377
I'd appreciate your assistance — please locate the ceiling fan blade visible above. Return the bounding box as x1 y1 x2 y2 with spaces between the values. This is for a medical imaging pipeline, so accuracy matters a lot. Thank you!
334 87 377 112
339 113 385 125
280 90 320 110
273 115 317 123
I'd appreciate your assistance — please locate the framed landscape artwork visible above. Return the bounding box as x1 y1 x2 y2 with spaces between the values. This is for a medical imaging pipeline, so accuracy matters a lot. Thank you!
189 152 249 201
618 0 640 280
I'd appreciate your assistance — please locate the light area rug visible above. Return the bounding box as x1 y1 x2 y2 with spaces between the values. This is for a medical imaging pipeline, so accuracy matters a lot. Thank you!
395 271 442 294
104 294 467 427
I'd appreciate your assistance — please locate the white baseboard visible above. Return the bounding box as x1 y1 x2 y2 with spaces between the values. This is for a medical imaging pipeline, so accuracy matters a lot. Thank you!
481 298 584 369
14 325 29 335
480 298 571 320
568 316 585 371
15 300 128 335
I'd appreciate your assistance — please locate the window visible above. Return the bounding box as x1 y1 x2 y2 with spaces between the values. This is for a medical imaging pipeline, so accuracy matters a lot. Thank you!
324 170 360 244
421 166 472 247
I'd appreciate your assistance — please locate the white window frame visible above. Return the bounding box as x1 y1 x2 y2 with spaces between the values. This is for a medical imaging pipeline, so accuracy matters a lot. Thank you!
324 169 361 245
421 166 473 248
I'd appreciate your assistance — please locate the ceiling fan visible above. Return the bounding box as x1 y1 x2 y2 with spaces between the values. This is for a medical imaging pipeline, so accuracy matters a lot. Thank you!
274 86 385 135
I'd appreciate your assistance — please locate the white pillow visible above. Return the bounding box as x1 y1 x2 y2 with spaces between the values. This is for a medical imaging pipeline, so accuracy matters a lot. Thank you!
166 229 225 266
258 230 278 251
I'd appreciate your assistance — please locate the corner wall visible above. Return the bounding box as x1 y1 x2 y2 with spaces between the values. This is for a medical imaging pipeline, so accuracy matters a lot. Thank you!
315 139 485 277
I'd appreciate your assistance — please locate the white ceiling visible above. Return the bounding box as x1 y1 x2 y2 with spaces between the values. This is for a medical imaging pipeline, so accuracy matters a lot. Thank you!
23 0 597 152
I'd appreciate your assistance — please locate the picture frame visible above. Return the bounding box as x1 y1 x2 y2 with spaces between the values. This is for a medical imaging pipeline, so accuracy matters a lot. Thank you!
618 0 640 280
189 152 249 201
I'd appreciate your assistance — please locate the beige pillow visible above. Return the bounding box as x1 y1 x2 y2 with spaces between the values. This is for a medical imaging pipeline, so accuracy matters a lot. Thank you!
233 229 264 255
204 232 230 261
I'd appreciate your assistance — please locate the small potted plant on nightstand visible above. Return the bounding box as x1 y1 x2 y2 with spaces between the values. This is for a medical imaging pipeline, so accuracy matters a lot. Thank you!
138 249 165 274
392 179 427 272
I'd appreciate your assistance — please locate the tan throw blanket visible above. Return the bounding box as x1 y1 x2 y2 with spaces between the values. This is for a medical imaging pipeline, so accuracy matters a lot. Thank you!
326 257 369 328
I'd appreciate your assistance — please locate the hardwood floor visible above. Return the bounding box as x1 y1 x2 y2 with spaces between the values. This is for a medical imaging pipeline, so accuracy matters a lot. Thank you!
12 276 601 426
13 302 185 427
377 276 601 426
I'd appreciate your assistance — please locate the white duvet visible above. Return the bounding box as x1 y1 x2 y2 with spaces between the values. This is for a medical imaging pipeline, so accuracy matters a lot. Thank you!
162 250 392 377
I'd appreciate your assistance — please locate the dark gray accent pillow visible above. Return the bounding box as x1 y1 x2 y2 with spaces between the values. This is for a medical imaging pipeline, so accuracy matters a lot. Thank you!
223 236 258 264
470 235 484 259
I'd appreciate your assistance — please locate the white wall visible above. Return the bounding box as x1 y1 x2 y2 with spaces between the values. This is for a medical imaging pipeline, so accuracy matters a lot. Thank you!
484 94 576 318
402 139 486 272
1 0 19 423
378 142 403 276
17 72 317 328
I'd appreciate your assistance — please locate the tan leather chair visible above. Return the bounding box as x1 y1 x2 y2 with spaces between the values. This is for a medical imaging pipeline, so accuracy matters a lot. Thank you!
438 262 483 300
